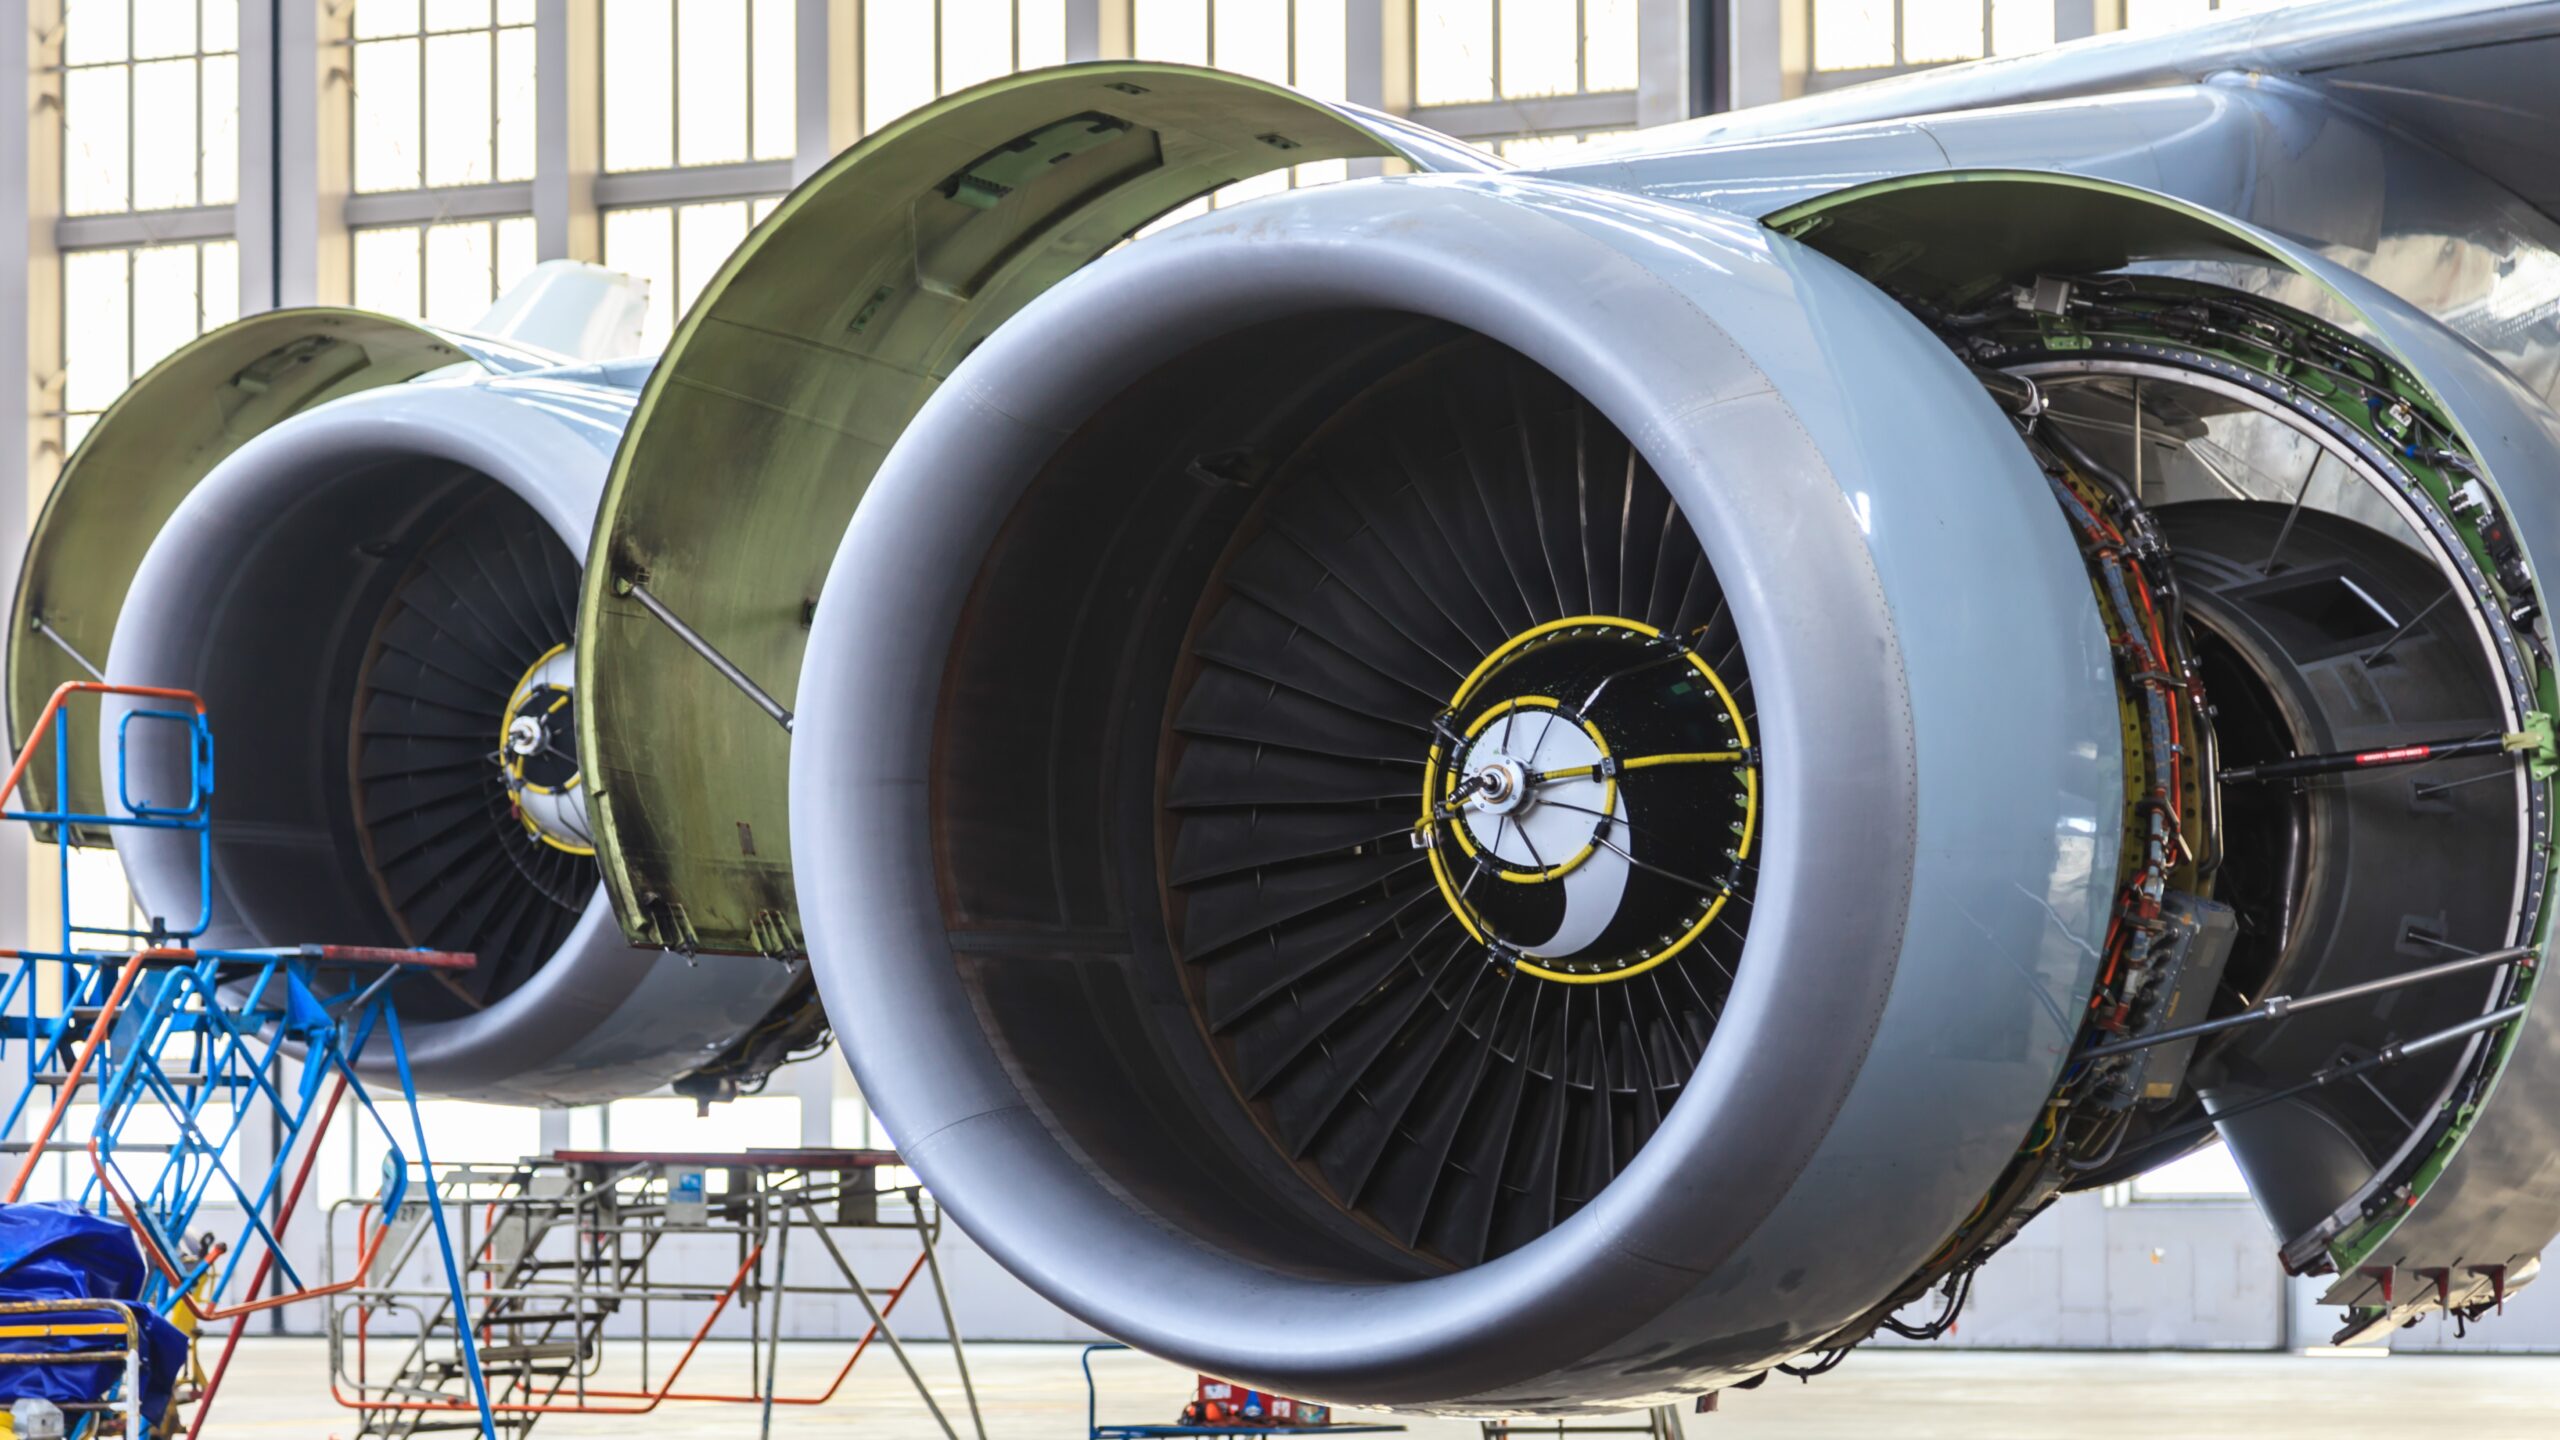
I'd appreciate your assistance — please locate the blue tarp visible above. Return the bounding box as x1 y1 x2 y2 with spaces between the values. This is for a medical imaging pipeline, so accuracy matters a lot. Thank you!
0 1202 187 1426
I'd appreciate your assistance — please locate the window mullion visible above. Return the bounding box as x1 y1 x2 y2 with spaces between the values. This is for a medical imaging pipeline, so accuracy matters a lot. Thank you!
125 0 139 212
125 249 139 410
188 7 198 204
1577 0 1587 94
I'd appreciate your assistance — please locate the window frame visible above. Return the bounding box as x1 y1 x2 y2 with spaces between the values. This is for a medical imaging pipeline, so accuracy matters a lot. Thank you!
53 236 242 455
346 214 539 331
861 0 1071 135
597 193 786 353
600 0 796 176
346 0 539 197
59 0 242 217
1801 0 2055 91
1407 0 1642 148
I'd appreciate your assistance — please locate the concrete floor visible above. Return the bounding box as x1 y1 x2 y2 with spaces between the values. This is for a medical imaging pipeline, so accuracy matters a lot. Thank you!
191 1338 2560 1437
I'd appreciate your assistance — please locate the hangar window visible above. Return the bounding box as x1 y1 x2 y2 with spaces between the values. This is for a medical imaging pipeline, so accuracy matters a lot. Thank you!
349 216 537 329
325 1101 543 1203
602 0 796 172
2127 1141 2253 1201
2122 0 2311 32
1128 0 1351 227
1809 0 2320 80
601 195 784 351
349 0 537 194
57 239 239 453
1413 0 1637 105
61 0 240 215
1137 0 1348 100
16 1102 241 1204
1811 0 2053 75
862 0 1071 135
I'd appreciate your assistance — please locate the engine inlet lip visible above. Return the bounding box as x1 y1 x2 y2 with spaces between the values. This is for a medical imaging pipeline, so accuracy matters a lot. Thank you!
795 175 2118 1405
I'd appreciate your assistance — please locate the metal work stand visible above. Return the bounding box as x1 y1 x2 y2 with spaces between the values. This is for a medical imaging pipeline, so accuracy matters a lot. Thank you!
0 680 495 1437
330 1148 986 1439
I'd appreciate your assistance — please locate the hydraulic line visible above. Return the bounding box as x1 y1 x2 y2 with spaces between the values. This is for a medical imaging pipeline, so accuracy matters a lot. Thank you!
2220 732 2530 784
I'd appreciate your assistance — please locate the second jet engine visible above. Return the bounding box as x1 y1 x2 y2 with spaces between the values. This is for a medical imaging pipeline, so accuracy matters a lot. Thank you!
12 301 814 1106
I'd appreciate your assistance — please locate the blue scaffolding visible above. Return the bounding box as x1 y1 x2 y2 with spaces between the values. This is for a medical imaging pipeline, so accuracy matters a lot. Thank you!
0 681 496 1437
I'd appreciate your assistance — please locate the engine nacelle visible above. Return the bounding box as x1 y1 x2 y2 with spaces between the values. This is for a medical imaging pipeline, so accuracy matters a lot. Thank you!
14 312 805 1106
788 175 2127 1407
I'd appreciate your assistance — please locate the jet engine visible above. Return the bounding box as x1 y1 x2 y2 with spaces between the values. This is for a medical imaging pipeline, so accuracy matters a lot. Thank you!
573 53 2560 1412
12 303 809 1106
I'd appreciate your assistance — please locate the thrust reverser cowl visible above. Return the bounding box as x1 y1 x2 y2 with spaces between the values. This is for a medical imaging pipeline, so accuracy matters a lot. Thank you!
575 62 1497 960
6 311 530 840
789 175 2125 1408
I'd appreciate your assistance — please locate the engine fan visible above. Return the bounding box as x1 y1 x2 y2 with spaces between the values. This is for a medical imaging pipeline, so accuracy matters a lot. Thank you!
353 488 596 1010
1164 340 1757 1265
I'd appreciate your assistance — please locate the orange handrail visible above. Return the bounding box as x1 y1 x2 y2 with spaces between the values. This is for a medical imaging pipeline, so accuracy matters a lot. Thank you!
336 1218 940 1415
92 1136 396 1321
185 1075 348 1439
575 1248 932 1407
3 680 206 812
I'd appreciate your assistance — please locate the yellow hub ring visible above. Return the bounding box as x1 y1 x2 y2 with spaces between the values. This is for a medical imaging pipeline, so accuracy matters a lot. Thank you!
1442 696 1618 884
1420 615 1759 985
499 641 595 858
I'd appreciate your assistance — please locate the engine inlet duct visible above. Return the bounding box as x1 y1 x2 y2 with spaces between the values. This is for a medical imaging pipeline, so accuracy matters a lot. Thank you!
793 174 2125 1410
35 312 806 1107
1164 340 1759 1264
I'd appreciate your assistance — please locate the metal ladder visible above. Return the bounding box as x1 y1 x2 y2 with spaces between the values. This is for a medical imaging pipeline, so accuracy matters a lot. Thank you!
0 681 498 1437
332 1152 987 1439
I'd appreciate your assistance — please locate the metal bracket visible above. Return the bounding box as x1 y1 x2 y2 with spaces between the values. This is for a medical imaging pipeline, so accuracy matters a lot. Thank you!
621 580 795 734
2512 709 2558 781
28 615 103 683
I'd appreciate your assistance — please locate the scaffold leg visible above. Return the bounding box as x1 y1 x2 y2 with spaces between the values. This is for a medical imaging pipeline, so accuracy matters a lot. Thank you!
386 1007 498 1440
916 1199 987 1440
797 1203 970 1440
